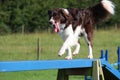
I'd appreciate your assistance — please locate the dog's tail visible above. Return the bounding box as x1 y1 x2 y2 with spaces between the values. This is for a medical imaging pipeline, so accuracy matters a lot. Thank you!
91 0 115 23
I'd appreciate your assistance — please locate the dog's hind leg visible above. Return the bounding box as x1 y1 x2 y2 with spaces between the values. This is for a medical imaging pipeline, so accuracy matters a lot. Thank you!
83 31 93 59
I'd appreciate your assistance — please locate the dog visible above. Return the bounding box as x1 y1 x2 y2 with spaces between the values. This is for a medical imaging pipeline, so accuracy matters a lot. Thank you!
48 0 115 59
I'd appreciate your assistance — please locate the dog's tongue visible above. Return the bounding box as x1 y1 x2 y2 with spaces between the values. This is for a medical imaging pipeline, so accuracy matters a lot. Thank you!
54 21 60 33
54 27 59 33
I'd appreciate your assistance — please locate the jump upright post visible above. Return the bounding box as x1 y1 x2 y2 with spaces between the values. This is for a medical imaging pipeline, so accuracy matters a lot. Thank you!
118 46 120 72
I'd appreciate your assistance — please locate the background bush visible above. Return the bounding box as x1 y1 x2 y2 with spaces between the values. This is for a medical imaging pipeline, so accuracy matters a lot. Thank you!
0 0 120 34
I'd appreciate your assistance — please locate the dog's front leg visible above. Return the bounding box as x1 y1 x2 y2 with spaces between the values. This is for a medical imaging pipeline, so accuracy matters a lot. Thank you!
58 45 72 59
65 46 72 59
58 35 73 59
73 42 80 56
58 43 67 57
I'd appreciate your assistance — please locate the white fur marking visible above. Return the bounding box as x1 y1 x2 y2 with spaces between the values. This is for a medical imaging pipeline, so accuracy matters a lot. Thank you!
102 0 115 14
88 45 93 59
74 25 82 38
63 8 69 14
50 17 55 24
60 24 73 41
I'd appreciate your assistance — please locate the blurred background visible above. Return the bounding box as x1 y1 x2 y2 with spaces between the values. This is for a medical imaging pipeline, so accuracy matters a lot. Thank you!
0 0 120 34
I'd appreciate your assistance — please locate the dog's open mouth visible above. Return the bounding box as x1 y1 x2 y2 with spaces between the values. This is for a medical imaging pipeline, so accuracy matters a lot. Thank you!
53 21 60 33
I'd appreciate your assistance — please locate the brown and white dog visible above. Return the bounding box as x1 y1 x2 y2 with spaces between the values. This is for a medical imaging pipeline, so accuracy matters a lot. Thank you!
48 0 115 59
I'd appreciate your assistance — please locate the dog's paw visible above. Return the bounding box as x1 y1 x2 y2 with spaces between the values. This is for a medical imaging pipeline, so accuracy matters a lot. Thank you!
58 49 65 57
73 52 78 56
58 52 64 57
65 56 72 60
88 55 93 59
58 54 62 57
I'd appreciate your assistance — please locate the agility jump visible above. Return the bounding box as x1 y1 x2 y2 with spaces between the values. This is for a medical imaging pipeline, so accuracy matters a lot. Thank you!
0 47 120 80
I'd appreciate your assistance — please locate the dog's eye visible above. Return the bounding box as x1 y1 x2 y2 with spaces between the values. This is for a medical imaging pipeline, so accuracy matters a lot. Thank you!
53 13 57 16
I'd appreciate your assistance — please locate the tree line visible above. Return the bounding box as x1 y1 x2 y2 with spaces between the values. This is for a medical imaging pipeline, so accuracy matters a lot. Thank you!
0 0 120 34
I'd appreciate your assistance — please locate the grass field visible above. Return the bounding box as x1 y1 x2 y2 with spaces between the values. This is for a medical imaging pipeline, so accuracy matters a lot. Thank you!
0 30 120 80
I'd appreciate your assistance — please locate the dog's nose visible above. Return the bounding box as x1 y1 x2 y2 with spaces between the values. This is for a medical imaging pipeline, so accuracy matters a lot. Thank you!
49 21 52 24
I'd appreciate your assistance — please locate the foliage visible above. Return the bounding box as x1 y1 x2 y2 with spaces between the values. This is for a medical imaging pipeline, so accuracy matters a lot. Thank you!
0 0 120 34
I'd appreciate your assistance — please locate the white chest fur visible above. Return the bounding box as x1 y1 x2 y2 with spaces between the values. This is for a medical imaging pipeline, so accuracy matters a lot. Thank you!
58 24 73 41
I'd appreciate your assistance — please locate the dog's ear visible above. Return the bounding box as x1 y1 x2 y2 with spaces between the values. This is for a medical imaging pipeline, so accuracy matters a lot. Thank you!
60 8 72 20
48 10 53 20
48 10 52 15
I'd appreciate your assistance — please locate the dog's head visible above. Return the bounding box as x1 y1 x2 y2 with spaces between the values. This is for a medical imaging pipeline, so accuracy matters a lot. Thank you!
48 8 72 33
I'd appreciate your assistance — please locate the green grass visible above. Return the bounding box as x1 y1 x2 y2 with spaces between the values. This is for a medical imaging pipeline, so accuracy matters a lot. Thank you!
0 30 120 80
